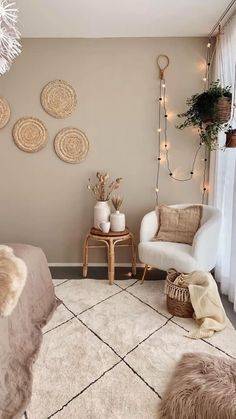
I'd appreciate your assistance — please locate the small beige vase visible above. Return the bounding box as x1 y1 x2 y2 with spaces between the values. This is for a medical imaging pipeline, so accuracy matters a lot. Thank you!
110 211 125 232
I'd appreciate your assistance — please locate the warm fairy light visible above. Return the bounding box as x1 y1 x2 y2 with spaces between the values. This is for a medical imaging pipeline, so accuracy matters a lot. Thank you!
207 42 211 48
191 127 199 135
161 142 168 151
127 272 132 277
155 57 209 200
165 111 175 121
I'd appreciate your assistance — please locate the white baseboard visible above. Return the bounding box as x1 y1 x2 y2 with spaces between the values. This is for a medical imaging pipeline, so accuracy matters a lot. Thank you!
49 262 144 268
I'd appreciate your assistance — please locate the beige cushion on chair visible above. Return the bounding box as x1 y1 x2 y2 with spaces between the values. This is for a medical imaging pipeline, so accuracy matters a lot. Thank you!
155 205 202 245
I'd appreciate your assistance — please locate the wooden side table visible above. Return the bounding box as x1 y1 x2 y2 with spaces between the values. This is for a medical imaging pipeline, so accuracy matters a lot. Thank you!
83 228 136 285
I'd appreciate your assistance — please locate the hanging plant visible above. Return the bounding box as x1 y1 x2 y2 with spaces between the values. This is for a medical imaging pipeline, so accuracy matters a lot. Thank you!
176 80 232 150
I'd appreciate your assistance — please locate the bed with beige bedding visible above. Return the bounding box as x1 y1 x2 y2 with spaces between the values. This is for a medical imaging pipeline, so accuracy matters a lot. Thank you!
0 244 59 419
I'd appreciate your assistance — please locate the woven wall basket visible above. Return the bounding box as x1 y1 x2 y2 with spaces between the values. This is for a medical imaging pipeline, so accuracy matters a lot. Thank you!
54 127 89 164
41 80 77 119
0 97 10 129
12 117 48 153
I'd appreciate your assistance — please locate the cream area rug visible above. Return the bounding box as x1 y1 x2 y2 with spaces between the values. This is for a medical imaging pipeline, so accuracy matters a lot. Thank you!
24 278 236 419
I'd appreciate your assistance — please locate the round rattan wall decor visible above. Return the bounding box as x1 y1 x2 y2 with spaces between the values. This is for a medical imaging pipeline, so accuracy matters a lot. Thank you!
54 127 89 164
41 80 77 118
0 97 10 129
12 117 48 153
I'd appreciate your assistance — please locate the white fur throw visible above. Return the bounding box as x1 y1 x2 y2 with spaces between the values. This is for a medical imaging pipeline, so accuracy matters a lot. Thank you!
0 245 27 317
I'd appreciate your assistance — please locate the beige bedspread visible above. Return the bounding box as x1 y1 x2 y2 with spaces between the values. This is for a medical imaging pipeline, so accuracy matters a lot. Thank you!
0 244 59 419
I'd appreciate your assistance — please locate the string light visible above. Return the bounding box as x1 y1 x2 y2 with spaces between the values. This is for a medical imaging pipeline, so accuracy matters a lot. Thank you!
155 50 210 204
207 42 211 48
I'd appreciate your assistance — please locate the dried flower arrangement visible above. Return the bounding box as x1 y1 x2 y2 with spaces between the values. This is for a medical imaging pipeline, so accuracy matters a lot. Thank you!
111 195 123 211
87 172 122 201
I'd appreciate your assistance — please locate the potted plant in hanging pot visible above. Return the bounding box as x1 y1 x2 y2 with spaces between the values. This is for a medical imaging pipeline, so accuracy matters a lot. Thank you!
225 128 236 147
176 80 232 150
87 172 122 229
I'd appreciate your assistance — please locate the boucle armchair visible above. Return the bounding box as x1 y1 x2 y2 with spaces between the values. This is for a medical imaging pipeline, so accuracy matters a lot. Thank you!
138 204 221 283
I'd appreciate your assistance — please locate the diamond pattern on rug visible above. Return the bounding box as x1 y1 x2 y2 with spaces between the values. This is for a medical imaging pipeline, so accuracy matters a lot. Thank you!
125 321 226 397
55 279 120 315
52 279 69 287
127 280 171 318
43 303 73 334
27 278 236 418
172 316 236 358
27 318 119 419
79 291 167 357
114 278 138 289
54 362 160 419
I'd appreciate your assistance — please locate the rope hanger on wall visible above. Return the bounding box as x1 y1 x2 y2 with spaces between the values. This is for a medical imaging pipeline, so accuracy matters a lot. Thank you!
155 53 210 205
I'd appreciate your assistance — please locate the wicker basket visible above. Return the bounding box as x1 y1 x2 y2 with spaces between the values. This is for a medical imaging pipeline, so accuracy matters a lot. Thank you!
216 96 231 123
225 129 236 148
165 270 194 318
203 97 231 124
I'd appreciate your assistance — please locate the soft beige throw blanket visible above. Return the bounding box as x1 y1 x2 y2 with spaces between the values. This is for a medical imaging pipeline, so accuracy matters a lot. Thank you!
174 271 227 339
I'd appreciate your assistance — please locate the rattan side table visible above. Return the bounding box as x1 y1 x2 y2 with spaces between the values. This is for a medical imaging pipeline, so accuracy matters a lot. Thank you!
83 228 136 285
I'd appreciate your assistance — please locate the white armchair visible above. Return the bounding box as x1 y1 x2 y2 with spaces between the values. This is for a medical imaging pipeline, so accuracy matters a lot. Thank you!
138 204 221 282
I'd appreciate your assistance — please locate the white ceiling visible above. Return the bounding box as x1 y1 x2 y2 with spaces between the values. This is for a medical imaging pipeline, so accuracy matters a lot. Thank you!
17 0 231 38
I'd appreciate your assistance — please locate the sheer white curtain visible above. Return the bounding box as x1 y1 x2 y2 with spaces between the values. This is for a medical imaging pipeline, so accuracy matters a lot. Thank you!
210 15 236 311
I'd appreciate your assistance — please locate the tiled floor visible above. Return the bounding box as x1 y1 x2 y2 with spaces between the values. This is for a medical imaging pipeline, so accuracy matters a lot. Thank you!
25 274 236 418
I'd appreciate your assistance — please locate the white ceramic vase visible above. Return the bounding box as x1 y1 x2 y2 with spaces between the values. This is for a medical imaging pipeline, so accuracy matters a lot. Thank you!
110 211 125 232
94 200 111 229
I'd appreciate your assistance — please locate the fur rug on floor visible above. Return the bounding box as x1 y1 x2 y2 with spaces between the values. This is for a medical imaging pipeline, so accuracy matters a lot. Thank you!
0 245 27 316
159 352 236 419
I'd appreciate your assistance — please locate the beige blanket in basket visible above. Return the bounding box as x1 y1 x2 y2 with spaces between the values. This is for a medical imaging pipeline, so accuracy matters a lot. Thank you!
174 271 227 339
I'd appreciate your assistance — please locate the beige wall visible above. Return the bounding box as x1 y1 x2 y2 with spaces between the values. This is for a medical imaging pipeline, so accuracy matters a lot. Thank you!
0 38 207 263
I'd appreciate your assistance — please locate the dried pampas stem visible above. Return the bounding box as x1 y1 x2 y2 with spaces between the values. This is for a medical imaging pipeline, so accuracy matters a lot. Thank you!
112 195 123 211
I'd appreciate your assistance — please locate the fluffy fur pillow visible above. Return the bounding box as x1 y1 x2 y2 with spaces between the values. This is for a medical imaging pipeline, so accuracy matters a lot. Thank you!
159 352 236 419
0 245 27 317
155 205 202 245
